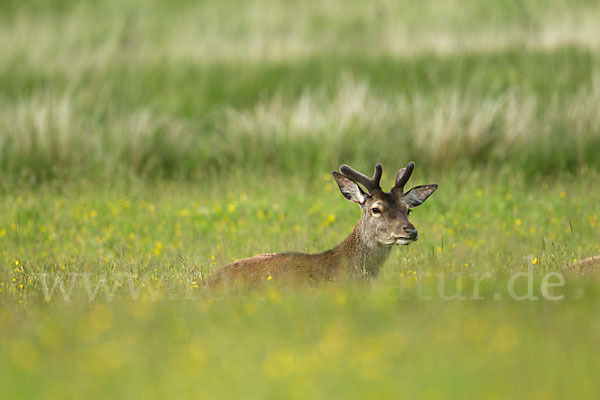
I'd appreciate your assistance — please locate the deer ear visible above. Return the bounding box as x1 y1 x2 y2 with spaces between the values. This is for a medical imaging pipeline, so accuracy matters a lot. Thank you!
403 184 438 207
333 172 365 204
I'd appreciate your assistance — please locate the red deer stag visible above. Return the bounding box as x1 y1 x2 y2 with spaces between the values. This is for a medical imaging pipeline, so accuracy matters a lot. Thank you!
204 162 437 288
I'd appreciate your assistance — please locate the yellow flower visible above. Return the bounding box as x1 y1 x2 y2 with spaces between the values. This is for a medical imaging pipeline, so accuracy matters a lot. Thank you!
560 191 567 199
14 260 19 266
532 258 538 265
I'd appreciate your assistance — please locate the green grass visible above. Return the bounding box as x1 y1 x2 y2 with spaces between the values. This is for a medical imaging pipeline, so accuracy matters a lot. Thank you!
3 50 600 180
1 172 599 398
1 0 600 398
1 1 600 181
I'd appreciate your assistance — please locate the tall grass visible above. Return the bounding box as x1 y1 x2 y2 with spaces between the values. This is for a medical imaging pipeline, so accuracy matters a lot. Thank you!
1 0 600 182
2 0 600 64
1 52 600 182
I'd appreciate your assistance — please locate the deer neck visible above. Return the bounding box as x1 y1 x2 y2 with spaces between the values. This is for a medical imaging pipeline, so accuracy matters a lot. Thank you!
334 216 392 277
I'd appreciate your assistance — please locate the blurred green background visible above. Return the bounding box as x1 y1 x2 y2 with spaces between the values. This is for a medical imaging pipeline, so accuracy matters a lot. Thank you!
1 0 600 180
1 0 599 399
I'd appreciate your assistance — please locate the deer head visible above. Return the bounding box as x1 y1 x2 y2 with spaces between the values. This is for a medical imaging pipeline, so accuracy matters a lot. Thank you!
332 162 437 246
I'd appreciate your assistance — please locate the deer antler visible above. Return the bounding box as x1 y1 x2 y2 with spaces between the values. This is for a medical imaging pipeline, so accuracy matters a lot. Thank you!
392 161 415 194
339 163 383 194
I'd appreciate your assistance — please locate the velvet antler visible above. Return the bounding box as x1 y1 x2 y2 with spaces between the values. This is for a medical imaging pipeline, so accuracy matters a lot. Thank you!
339 163 383 194
392 161 415 195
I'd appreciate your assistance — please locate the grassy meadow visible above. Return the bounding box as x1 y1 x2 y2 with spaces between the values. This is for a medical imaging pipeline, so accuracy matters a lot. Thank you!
1 0 600 398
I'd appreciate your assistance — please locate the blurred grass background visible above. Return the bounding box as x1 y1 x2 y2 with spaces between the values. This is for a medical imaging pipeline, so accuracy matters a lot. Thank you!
1 0 600 181
1 0 600 399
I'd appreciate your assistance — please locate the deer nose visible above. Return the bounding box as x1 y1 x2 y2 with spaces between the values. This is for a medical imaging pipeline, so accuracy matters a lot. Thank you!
403 225 418 240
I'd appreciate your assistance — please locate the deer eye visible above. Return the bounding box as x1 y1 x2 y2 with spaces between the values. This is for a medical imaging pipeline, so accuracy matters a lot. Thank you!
371 207 381 215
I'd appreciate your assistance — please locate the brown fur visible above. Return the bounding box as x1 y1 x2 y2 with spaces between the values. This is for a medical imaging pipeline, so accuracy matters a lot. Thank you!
202 224 392 289
564 255 600 274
